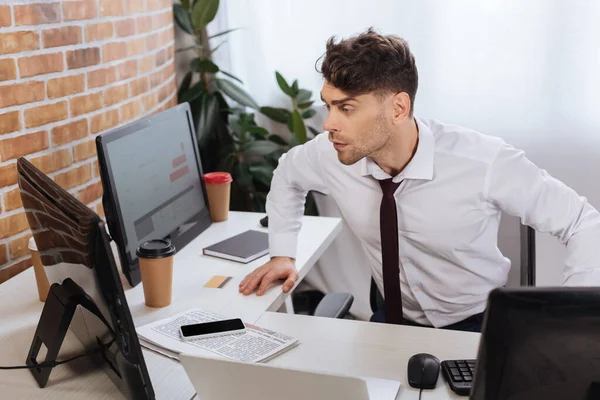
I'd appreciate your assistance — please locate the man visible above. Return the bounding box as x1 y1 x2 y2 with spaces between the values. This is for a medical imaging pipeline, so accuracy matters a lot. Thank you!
239 28 600 332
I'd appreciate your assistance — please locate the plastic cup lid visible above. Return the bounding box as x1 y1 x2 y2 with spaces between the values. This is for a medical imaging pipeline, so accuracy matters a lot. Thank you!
136 239 176 259
28 237 37 251
203 172 233 184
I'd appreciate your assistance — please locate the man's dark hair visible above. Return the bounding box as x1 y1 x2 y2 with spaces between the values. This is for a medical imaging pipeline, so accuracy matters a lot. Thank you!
319 28 418 115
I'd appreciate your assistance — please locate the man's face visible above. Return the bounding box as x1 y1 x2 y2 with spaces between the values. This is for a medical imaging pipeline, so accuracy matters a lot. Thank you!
320 81 393 165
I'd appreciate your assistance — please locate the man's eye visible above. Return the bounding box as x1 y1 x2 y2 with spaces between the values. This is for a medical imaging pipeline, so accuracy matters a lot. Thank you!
341 107 352 114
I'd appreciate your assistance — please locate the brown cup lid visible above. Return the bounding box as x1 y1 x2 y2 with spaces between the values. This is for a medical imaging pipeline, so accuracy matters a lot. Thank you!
136 239 176 259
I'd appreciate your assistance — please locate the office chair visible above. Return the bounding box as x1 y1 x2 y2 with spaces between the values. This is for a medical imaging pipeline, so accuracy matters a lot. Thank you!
313 224 536 319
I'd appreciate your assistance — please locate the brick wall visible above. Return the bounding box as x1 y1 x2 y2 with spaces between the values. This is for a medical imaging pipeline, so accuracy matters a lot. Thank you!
0 0 177 282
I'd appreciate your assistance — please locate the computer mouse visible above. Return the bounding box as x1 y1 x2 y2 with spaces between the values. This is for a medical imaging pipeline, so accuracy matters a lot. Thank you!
259 216 268 227
407 353 440 389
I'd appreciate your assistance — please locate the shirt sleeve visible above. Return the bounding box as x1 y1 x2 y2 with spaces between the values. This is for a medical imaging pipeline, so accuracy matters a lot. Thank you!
484 143 600 285
266 133 331 259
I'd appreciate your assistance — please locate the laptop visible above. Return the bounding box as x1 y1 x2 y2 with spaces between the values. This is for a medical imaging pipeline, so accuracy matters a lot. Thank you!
180 354 401 400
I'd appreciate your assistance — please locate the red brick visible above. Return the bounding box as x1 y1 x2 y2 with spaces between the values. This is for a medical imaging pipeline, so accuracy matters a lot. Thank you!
120 100 141 123
96 202 105 218
0 244 6 266
149 69 162 89
55 163 92 189
73 139 97 162
30 148 73 174
0 163 17 188
127 37 146 57
146 32 160 51
0 258 32 283
0 58 16 82
4 187 23 212
137 16 153 33
0 212 29 239
14 3 61 26
63 0 97 21
9 234 32 259
43 26 82 48
77 181 103 204
139 54 155 74
18 53 64 78
88 66 117 89
141 92 157 112
51 119 88 146
104 83 129 106
153 11 172 29
115 19 135 37
92 160 100 177
158 81 173 103
85 22 114 42
90 109 119 134
67 47 100 70
125 0 146 14
47 74 85 99
156 48 169 68
130 77 148 97
102 42 126 62
0 131 49 161
70 92 103 117
0 6 11 28
0 111 20 135
147 0 171 11
115 59 138 80
0 81 45 108
0 31 39 55
24 101 69 128
99 0 124 17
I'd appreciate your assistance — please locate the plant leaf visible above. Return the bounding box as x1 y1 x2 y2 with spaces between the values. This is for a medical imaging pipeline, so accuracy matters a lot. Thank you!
291 109 307 144
192 0 220 30
249 165 274 187
275 71 293 96
291 80 299 96
301 109 316 119
196 93 220 146
191 58 219 73
296 89 312 104
181 0 191 11
219 70 243 84
208 28 239 39
259 107 290 124
298 101 314 109
173 3 195 35
215 78 259 109
233 163 253 189
206 41 226 58
179 80 206 103
245 140 281 156
177 71 193 102
247 125 269 136
176 44 202 53
308 126 321 137
267 134 288 145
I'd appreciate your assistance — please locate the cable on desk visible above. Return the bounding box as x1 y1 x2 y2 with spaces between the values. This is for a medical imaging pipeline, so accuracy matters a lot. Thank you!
0 347 103 370
419 388 423 400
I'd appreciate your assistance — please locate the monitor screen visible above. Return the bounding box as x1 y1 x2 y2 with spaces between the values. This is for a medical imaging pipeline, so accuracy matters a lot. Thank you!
97 103 212 286
17 157 154 399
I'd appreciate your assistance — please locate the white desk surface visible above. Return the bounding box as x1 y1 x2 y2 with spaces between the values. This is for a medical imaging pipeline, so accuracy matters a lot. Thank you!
0 211 479 400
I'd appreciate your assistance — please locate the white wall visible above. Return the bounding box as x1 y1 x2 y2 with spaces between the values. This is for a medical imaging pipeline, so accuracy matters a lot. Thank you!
212 0 600 287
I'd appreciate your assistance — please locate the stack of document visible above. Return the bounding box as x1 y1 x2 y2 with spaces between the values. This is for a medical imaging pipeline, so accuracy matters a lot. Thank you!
136 309 299 363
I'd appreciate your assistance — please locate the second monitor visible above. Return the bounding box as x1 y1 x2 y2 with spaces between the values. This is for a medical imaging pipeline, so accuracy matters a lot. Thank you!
97 103 212 286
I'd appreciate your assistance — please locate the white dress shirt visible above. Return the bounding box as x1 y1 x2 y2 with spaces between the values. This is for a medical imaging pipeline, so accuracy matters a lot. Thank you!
266 117 600 327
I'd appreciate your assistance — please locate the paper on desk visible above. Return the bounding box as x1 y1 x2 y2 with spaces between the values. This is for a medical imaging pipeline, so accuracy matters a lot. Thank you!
136 309 299 363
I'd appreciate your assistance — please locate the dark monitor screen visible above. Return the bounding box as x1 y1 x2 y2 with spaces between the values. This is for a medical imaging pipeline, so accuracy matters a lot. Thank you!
471 287 600 400
97 103 212 286
17 157 154 399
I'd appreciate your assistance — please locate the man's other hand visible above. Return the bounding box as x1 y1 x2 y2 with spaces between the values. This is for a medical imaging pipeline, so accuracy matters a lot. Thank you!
239 257 297 296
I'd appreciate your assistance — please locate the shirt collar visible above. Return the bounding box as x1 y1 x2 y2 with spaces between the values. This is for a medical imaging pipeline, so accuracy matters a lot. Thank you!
359 117 434 182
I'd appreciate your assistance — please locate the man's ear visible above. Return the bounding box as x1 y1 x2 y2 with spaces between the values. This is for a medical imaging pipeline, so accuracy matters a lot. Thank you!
391 92 411 123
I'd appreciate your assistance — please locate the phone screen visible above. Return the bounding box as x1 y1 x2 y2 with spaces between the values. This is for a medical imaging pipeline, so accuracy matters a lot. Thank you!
180 319 245 337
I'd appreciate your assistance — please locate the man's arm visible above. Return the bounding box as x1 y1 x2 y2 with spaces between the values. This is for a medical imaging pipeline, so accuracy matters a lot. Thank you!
485 143 600 285
240 134 331 295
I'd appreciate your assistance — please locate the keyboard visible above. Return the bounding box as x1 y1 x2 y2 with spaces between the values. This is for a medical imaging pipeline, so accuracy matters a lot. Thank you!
441 359 476 396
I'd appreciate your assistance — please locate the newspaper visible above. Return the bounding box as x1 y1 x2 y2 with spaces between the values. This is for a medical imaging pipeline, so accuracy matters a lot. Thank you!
136 309 299 363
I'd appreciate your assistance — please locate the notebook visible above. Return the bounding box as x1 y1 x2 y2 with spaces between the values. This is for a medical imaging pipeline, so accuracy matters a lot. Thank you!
202 230 269 263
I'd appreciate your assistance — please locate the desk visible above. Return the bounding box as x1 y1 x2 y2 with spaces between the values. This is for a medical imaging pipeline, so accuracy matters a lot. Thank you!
0 212 479 400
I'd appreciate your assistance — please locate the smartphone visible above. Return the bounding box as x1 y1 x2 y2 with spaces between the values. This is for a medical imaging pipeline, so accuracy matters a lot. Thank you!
179 318 246 341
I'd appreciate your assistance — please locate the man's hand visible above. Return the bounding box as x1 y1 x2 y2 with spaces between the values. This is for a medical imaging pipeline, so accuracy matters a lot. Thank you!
239 257 298 296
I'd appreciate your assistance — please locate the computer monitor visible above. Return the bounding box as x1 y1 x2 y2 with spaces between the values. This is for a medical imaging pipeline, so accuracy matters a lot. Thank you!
17 157 154 399
471 287 600 400
96 103 212 286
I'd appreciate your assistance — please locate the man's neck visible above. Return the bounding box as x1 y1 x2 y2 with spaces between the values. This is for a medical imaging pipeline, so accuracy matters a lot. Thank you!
371 118 419 177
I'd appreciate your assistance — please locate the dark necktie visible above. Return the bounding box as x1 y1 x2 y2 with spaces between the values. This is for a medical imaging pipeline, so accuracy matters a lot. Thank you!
379 178 403 324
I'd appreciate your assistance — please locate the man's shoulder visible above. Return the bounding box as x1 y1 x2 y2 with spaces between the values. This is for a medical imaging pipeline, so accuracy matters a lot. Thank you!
419 117 505 164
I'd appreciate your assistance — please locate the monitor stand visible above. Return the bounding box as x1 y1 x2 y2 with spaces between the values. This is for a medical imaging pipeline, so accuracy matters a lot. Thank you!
26 278 115 388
